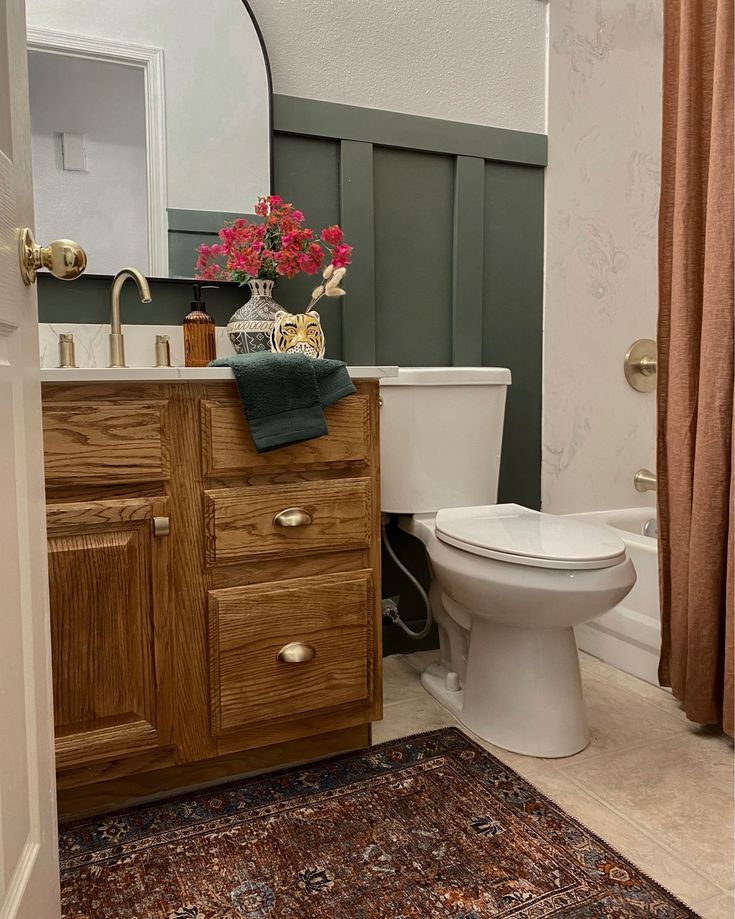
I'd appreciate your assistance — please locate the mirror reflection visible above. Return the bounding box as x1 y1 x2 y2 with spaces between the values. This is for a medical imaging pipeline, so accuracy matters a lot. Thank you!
26 0 272 279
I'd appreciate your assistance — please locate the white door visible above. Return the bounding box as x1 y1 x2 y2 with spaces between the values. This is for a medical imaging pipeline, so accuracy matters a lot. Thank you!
0 1 61 916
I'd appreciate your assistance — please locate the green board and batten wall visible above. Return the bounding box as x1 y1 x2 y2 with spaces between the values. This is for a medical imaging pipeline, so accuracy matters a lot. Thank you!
38 93 546 510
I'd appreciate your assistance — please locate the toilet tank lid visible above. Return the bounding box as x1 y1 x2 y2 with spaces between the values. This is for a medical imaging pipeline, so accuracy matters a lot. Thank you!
380 367 511 386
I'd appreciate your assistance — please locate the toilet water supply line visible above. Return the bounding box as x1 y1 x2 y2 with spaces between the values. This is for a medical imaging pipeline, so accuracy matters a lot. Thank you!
381 515 434 640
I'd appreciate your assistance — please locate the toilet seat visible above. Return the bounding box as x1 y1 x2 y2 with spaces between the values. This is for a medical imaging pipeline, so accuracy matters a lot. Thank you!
435 503 627 570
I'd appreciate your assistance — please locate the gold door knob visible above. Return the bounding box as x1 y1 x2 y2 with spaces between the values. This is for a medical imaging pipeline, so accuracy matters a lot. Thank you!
272 507 313 527
276 642 316 664
19 227 87 285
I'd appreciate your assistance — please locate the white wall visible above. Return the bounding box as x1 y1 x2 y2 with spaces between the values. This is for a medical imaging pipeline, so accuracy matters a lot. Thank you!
26 0 271 214
249 0 548 134
29 52 149 275
542 0 662 513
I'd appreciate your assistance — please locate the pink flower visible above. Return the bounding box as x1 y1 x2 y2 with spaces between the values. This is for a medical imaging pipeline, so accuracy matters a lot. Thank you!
321 225 343 245
195 246 211 270
194 197 351 283
297 254 318 274
274 249 300 278
297 243 325 275
195 263 220 281
331 244 352 268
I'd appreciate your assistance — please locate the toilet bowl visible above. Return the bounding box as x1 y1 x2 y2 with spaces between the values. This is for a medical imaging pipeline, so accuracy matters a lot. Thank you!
379 367 637 759
402 507 635 758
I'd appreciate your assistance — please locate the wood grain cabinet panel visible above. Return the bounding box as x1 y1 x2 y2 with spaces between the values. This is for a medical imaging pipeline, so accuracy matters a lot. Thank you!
46 497 172 769
204 477 372 565
209 571 373 734
43 380 382 815
200 394 370 476
42 401 169 485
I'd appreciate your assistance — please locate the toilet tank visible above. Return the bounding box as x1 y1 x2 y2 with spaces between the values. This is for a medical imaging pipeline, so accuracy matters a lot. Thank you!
379 367 511 514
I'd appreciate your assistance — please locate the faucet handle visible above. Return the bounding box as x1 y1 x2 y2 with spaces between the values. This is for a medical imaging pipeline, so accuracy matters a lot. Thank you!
154 334 172 368
19 228 87 285
58 333 77 368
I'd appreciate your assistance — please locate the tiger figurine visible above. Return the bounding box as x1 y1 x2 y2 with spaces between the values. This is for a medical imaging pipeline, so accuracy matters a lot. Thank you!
270 309 326 359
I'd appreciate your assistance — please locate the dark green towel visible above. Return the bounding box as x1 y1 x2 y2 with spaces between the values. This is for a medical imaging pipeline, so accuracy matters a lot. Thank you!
209 352 356 452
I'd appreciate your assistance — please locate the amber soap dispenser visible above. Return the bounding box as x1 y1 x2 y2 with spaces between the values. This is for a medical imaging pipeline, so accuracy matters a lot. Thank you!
184 283 217 367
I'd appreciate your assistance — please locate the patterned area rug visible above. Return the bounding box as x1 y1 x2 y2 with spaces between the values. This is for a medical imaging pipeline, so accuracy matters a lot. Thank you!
59 728 700 918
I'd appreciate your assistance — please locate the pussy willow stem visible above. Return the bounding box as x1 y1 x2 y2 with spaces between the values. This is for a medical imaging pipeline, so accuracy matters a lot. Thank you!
306 286 326 312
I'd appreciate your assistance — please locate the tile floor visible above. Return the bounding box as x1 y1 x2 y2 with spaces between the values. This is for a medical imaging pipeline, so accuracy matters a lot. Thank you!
376 650 735 919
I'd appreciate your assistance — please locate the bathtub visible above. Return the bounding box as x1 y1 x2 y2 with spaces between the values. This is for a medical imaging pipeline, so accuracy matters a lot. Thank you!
568 507 660 685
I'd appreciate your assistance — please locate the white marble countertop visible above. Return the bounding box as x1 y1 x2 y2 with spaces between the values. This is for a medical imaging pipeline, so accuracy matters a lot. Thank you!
40 365 398 383
38 323 397 383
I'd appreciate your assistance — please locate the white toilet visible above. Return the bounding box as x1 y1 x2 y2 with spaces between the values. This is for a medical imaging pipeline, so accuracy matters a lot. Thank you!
380 367 636 758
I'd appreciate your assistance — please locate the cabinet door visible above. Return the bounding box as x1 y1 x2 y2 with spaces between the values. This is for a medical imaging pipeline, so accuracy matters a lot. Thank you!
46 497 172 771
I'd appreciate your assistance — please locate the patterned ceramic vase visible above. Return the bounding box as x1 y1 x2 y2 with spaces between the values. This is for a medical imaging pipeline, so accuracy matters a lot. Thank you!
227 279 282 354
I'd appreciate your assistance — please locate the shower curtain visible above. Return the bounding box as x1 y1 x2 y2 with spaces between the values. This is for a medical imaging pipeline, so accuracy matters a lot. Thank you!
657 0 734 736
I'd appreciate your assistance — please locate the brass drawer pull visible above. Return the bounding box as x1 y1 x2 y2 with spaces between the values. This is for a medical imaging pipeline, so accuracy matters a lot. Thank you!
277 642 316 664
272 507 313 528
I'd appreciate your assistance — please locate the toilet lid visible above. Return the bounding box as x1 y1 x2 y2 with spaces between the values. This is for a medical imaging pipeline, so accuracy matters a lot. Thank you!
435 504 627 570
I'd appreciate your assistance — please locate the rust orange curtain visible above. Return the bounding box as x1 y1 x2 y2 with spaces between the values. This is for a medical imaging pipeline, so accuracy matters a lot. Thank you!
657 0 734 735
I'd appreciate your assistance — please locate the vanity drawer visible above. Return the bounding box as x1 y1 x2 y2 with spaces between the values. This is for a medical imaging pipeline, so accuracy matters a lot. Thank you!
43 401 170 485
204 477 372 565
200 394 370 476
209 570 372 733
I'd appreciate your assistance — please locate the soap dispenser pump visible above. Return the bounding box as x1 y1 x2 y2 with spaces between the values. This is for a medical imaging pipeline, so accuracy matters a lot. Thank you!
184 283 217 367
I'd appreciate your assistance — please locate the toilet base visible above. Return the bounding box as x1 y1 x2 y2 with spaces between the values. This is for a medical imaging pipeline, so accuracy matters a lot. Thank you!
465 620 589 758
422 622 590 759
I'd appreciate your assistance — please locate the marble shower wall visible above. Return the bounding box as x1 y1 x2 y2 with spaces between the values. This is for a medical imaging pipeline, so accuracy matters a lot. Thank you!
543 0 662 513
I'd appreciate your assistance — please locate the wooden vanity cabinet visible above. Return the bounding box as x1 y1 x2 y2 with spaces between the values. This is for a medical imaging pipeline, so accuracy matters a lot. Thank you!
41 380 383 817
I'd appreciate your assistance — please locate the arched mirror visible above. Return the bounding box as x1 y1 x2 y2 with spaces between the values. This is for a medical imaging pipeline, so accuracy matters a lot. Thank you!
25 0 272 280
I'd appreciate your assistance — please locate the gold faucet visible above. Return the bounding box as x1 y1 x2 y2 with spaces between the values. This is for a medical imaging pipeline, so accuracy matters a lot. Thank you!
633 468 657 493
109 267 152 368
